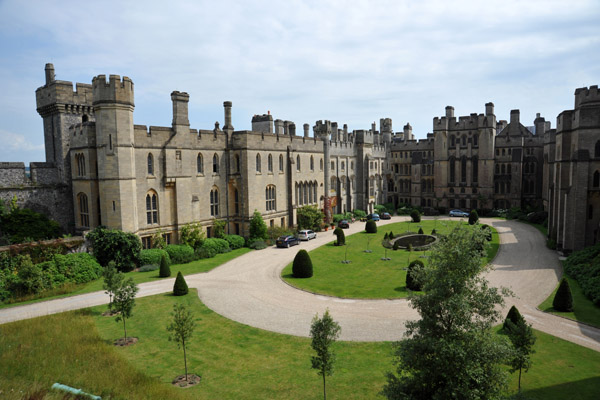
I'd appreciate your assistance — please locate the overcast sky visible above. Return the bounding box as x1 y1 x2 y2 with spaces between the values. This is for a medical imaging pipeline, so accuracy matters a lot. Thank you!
0 0 598 164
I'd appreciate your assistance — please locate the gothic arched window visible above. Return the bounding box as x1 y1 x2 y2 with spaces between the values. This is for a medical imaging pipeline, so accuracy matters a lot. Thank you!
146 191 158 225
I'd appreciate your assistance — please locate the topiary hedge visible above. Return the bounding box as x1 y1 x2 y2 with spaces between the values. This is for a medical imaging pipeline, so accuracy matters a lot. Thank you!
365 220 377 234
469 209 479 225
139 249 171 267
224 234 245 250
406 260 424 291
410 209 421 223
173 271 189 296
165 244 195 264
503 305 524 330
553 278 574 312
292 249 313 278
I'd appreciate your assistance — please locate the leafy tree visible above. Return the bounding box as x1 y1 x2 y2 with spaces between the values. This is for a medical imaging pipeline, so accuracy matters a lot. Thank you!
87 226 141 272
382 235 392 260
505 317 536 392
469 209 479 225
212 219 226 239
405 260 424 291
167 303 196 381
249 210 268 241
553 278 573 311
297 205 325 231
310 309 341 400
383 226 511 400
113 277 139 343
0 207 61 244
159 253 171 278
103 261 124 309
173 271 189 296
293 249 313 278
179 222 205 250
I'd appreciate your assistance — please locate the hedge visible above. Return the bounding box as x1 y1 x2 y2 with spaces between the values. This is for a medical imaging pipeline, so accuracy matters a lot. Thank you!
165 244 196 264
139 249 171 267
224 234 245 250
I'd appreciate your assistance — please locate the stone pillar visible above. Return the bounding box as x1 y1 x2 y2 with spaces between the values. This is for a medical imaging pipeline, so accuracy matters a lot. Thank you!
223 101 233 131
303 123 309 137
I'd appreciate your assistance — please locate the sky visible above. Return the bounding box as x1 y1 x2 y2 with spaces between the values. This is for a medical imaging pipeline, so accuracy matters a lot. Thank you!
0 0 598 164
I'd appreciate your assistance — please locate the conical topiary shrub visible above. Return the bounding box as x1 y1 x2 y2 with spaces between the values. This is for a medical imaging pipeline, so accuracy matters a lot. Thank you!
365 220 377 234
159 253 171 278
292 249 313 278
418 227 424 234
406 260 424 291
553 278 573 312
173 271 189 296
503 305 524 330
389 231 395 239
469 209 479 225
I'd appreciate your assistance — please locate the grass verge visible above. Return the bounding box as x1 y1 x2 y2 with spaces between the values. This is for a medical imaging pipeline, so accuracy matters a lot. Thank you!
282 220 499 299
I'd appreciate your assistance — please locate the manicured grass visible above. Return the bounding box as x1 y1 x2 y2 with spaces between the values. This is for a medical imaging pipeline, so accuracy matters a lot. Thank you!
538 274 600 328
0 248 251 310
282 220 499 299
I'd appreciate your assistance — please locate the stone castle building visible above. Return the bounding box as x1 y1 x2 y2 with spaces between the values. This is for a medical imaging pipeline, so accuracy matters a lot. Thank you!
0 64 598 252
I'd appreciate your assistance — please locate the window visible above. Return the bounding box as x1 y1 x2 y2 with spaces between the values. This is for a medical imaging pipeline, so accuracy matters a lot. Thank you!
142 236 152 249
450 136 455 147
235 154 240 172
596 141 600 158
146 191 158 225
162 233 171 245
256 153 262 172
351 161 354 170
589 205 594 220
501 164 505 175
320 158 324 170
266 185 276 211
341 161 345 170
176 150 181 160
78 193 89 227
197 153 203 174
507 164 511 174
310 156 314 171
495 164 500 174
279 154 284 172
594 171 600 187
76 153 86 176
147 153 154 175
472 157 478 183
234 189 239 214
297 155 301 171
331 161 335 170
473 134 478 147
331 176 336 191
210 187 219 216
213 154 219 173
449 157 455 183
462 136 466 146
268 154 273 172
313 181 317 202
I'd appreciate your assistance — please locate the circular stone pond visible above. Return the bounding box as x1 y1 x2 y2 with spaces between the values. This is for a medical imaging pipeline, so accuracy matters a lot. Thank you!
393 234 437 250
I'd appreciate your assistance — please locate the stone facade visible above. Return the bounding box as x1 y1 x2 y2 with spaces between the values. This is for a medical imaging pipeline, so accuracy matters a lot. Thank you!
0 64 598 252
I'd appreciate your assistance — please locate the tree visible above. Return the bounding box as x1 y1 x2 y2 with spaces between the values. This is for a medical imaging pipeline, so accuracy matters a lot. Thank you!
505 317 536 392
310 309 341 400
410 209 421 223
159 253 171 278
0 207 61 244
167 303 196 381
212 219 226 239
87 226 142 272
503 305 524 330
469 209 479 225
173 271 189 296
553 278 573 311
297 205 325 231
383 226 511 400
293 249 313 278
113 277 139 343
405 260 424 291
382 234 392 261
179 222 205 250
103 261 124 309
249 210 268 241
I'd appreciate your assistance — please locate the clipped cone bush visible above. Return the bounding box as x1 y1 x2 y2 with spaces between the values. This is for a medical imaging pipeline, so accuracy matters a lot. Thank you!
406 260 424 291
553 278 573 312
418 227 424 234
389 231 395 239
503 305 524 330
173 271 189 296
292 249 313 278
159 253 171 278
365 220 377 234
469 209 479 225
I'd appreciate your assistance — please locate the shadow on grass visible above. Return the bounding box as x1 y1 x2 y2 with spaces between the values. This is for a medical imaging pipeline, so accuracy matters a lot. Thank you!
520 376 600 400
394 286 408 293
281 273 309 281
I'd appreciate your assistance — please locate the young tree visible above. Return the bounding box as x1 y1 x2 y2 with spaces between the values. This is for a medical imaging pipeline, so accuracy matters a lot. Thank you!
159 253 171 278
469 209 479 225
297 205 325 231
310 309 341 400
167 303 196 381
505 317 536 392
249 210 268 241
381 234 392 261
113 277 139 343
179 222 205 250
103 261 124 309
382 226 512 400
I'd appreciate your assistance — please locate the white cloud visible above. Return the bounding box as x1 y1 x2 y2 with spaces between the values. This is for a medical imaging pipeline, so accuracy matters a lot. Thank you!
0 130 44 152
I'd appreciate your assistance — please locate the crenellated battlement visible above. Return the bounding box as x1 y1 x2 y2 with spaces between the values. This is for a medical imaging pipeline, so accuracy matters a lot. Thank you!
92 74 134 107
574 85 600 108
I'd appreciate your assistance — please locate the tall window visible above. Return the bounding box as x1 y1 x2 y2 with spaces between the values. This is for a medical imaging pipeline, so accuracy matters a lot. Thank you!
234 188 239 214
147 153 154 175
197 153 204 174
235 154 240 172
266 185 276 211
473 134 478 147
213 154 219 173
594 171 600 187
268 154 273 172
296 155 301 171
210 187 219 216
279 154 284 172
310 156 314 171
472 157 478 183
146 191 158 225
313 181 317 202
461 157 467 182
320 158 324 170
596 141 600 157
449 157 455 183
256 153 262 172
450 136 455 147
78 193 89 227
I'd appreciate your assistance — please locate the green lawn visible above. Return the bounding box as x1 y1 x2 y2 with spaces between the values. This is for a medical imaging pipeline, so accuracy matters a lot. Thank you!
282 220 499 299
0 248 251 310
1 291 598 399
538 274 600 328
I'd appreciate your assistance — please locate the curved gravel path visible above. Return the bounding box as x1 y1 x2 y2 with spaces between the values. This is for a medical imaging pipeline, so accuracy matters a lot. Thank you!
1 218 599 351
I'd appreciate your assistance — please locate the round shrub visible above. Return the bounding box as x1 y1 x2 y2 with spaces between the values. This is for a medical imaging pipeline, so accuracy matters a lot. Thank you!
469 209 479 225
206 238 231 254
292 249 313 278
503 305 524 330
224 234 245 250
410 209 421 223
333 227 345 246
165 244 195 264
196 245 217 259
553 278 573 312
365 220 377 234
173 271 189 296
406 260 424 291
159 254 171 278
139 249 171 267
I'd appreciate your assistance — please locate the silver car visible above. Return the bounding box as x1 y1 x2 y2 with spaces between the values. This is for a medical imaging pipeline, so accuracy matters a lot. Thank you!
297 229 317 241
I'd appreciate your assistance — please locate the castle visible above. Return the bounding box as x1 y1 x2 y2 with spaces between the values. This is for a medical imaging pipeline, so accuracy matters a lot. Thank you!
0 64 598 252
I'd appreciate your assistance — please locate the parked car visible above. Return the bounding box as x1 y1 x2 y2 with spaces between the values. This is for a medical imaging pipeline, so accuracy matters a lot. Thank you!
276 235 300 248
449 209 470 218
380 212 391 220
297 229 317 241
338 220 350 229
367 213 380 221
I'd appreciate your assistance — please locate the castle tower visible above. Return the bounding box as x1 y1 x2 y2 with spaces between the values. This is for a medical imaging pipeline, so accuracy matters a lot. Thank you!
93 74 138 232
314 120 332 222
